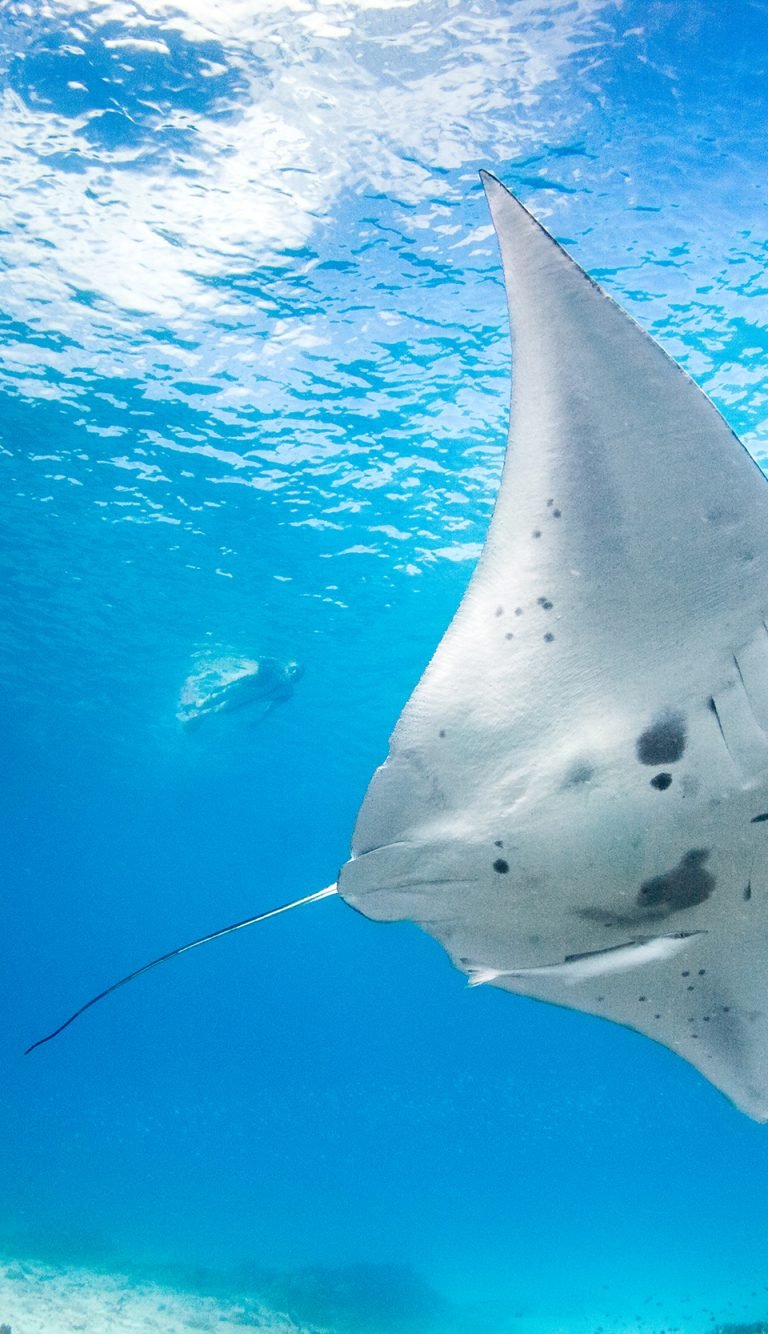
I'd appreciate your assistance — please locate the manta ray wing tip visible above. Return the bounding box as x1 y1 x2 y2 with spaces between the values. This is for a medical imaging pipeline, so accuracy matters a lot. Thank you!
479 168 502 191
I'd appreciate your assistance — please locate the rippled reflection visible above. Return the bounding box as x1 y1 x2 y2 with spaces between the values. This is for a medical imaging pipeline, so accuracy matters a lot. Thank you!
0 1 603 542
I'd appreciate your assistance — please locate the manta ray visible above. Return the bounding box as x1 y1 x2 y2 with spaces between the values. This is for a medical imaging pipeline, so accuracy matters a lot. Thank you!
28 173 768 1123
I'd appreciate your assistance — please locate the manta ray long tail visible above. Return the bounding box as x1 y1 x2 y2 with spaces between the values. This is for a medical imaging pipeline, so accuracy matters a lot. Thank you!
24 884 338 1055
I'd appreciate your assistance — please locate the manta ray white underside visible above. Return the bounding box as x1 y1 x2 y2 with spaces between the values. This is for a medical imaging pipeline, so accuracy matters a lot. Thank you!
338 172 768 1122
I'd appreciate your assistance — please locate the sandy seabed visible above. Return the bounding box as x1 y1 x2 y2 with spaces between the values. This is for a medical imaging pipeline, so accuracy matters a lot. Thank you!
0 1257 312 1334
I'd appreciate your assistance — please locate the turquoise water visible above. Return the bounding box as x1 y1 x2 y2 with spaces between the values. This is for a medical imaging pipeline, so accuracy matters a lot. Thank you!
2 1 768 1329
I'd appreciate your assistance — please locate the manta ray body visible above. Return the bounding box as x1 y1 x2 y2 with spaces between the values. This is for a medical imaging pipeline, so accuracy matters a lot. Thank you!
338 173 768 1123
30 173 768 1123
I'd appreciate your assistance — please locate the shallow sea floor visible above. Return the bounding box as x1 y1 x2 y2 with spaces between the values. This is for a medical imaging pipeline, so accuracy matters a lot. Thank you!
0 1257 309 1334
1 1254 766 1334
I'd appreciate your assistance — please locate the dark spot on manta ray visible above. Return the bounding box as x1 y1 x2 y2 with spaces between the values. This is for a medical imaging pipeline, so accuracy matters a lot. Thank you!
563 761 594 787
532 529 541 539
547 498 553 507
494 840 504 848
682 971 690 977
543 632 555 643
495 606 504 617
698 968 706 975
536 598 553 610
637 848 714 914
438 729 446 738
514 607 524 616
744 881 752 901
706 505 739 526
636 711 687 765
493 858 509 874
505 632 515 641
650 772 672 791
552 508 561 518
750 812 768 823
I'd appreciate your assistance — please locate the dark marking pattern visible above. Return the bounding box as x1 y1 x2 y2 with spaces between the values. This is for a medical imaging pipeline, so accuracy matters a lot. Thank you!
638 849 714 914
532 530 541 539
544 632 555 643
650 772 672 791
493 858 509 874
564 761 594 787
744 882 752 901
636 712 687 765
707 696 729 754
751 813 768 823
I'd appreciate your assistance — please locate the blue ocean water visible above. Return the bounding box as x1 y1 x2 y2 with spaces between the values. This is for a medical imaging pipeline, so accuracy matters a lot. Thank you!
2 0 768 1329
